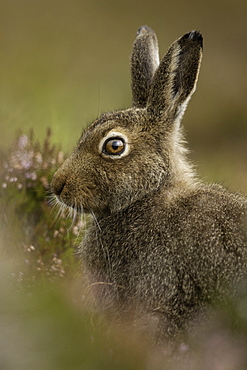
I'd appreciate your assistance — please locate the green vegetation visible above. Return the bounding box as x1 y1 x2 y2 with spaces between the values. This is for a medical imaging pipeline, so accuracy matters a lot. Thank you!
0 129 81 283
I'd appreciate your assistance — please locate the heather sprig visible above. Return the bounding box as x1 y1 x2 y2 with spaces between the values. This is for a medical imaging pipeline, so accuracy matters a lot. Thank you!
0 129 84 282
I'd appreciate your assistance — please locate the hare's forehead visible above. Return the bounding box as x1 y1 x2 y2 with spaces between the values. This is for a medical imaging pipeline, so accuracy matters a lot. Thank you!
80 107 148 145
83 120 138 142
87 108 146 132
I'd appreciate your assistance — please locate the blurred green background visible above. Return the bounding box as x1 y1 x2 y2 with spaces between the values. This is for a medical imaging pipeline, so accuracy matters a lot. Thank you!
1 0 247 192
1 1 247 368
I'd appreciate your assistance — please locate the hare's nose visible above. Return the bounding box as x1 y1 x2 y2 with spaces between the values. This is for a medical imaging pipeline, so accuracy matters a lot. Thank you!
51 173 66 196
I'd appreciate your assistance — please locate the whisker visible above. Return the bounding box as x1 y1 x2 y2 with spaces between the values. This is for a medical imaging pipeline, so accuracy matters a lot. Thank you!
90 209 102 233
48 194 65 225
67 198 79 232
88 282 126 290
89 208 114 289
82 209 87 232
47 193 88 274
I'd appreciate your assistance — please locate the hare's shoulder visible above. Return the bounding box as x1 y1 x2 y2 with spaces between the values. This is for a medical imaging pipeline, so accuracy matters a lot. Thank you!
159 184 247 224
150 184 247 249
176 184 247 214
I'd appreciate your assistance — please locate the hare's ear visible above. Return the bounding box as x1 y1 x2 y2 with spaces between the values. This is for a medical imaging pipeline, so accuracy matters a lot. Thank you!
147 31 203 125
131 26 160 108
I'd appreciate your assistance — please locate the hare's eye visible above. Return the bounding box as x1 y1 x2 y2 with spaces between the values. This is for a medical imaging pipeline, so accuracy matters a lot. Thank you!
99 131 129 159
103 137 126 155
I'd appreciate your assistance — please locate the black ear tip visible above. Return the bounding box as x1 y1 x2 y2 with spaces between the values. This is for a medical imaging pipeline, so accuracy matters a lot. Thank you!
183 30 203 48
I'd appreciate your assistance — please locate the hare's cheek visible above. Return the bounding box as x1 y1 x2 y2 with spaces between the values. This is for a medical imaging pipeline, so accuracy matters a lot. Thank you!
59 187 91 211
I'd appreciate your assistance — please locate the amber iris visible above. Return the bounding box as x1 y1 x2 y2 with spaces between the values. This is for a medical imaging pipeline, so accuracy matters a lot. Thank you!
103 137 125 155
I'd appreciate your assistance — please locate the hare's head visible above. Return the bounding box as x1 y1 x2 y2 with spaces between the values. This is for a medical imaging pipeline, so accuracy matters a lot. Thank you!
51 26 203 215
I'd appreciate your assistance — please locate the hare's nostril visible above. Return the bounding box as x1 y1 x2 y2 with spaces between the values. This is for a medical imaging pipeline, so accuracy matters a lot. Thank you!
51 176 66 196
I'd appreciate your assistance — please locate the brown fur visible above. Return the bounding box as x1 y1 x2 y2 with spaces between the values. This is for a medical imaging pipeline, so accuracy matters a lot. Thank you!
51 26 247 342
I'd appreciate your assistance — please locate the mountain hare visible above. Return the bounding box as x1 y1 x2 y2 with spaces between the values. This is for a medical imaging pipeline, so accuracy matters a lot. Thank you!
52 26 247 342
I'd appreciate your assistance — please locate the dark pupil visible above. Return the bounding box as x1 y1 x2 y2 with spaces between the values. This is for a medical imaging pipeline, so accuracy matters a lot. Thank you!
112 140 120 150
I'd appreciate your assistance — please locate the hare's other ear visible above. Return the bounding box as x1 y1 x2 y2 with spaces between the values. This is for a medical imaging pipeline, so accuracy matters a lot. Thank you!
131 25 160 108
147 31 203 125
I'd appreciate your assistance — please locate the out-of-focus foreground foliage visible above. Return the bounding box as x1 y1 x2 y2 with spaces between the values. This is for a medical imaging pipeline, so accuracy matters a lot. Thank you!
0 129 82 282
1 131 247 369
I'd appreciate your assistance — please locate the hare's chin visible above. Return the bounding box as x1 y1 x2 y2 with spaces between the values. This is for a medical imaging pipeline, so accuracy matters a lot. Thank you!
53 195 85 214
